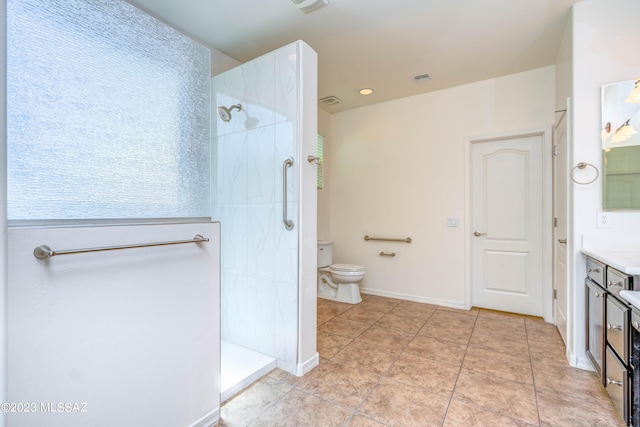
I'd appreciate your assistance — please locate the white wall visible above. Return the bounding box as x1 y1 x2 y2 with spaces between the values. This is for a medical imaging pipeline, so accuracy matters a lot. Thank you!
555 11 573 110
0 2 7 426
568 0 640 364
211 48 241 77
8 223 220 427
554 6 577 364
329 67 555 307
572 0 640 239
297 41 319 375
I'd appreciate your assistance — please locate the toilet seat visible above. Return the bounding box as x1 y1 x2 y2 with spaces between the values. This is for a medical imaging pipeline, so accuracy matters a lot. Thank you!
330 263 365 273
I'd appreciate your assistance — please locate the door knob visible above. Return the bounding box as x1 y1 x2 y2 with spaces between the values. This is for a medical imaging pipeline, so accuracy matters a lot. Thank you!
473 231 486 237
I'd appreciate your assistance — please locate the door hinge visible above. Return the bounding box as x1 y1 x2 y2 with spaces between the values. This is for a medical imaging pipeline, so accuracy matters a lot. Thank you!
553 289 557 299
553 217 558 227
553 145 558 156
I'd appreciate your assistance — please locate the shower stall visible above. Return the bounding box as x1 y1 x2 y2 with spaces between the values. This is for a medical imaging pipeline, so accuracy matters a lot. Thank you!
211 41 319 401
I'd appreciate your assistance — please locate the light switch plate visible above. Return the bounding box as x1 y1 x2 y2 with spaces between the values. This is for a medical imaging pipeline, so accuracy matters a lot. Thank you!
447 216 459 227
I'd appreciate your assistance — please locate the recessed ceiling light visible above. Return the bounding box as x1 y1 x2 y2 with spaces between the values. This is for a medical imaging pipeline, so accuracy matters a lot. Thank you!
359 88 374 96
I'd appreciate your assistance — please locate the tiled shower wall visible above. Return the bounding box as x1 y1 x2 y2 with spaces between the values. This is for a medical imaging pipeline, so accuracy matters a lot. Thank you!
211 42 301 372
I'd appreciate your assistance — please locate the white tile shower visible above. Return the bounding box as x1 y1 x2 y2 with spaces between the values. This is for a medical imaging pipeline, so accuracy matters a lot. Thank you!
212 42 302 381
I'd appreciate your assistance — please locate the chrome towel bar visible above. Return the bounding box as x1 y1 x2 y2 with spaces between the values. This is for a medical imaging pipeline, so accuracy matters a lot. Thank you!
282 157 294 231
364 235 412 243
379 252 396 257
33 234 209 260
570 162 598 185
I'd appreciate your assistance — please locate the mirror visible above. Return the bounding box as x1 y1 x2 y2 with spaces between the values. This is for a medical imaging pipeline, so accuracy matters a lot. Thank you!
601 79 640 210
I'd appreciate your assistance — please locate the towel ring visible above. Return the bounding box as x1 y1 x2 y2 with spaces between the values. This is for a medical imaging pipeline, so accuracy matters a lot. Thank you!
570 162 599 185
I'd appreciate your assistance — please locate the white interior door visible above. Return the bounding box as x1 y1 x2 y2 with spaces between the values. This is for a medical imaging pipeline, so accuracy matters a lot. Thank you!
471 134 544 316
8 223 220 427
553 110 569 343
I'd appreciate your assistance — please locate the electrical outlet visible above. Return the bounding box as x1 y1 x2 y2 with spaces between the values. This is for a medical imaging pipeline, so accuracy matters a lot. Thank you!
447 216 459 227
596 211 611 228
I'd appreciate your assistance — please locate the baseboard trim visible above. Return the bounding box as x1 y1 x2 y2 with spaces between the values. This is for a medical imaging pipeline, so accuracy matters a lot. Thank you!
573 354 596 371
187 407 219 427
564 345 596 371
295 352 319 377
360 287 466 310
276 358 295 374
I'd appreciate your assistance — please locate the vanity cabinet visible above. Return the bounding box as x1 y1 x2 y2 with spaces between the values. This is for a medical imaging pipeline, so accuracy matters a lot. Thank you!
608 295 631 364
631 310 640 427
608 345 631 423
606 294 631 424
587 257 606 287
585 256 634 425
609 267 634 300
586 257 607 379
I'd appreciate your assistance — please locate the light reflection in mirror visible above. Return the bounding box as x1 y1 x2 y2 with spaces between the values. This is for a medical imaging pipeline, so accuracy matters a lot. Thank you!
602 79 640 149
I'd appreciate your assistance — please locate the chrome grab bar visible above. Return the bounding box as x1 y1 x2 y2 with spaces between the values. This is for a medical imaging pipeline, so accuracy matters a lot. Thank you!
33 234 209 260
282 157 294 231
364 235 412 243
379 252 396 257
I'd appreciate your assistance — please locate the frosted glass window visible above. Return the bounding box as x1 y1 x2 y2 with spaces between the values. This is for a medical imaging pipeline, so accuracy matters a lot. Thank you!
7 0 211 221
316 134 324 190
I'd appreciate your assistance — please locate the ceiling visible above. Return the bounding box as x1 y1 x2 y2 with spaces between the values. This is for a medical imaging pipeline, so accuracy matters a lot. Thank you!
127 0 584 113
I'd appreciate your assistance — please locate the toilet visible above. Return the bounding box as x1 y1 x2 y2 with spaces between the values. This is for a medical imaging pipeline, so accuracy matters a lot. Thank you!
317 241 365 304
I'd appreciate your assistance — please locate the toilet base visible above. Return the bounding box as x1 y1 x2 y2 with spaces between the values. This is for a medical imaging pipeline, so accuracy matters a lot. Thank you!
318 274 362 304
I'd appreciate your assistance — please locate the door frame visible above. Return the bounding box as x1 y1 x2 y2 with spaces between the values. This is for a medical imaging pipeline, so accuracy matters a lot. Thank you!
553 107 569 344
464 127 554 322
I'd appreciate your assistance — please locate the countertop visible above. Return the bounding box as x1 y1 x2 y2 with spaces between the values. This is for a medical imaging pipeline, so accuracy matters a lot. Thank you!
620 290 640 311
581 248 640 275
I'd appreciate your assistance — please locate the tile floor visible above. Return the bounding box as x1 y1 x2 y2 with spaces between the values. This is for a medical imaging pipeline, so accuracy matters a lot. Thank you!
219 294 625 426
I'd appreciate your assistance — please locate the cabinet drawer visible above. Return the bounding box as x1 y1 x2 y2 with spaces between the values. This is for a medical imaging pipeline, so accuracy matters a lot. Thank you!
607 267 633 300
606 346 630 425
587 257 606 287
607 296 630 363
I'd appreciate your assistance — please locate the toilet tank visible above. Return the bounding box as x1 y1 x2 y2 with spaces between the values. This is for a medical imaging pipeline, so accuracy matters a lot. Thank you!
317 241 333 268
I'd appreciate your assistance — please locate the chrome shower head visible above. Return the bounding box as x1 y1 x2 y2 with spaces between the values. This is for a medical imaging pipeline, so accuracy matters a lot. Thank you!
217 104 242 122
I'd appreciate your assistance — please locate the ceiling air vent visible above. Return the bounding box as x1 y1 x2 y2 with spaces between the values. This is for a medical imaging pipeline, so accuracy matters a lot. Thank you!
320 96 341 105
290 0 329 14
412 72 432 83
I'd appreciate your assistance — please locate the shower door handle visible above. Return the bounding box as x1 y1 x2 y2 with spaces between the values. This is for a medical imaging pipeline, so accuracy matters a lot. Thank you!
282 157 294 231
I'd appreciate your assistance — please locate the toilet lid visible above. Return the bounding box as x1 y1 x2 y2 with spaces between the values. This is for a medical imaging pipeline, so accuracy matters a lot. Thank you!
330 263 365 272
